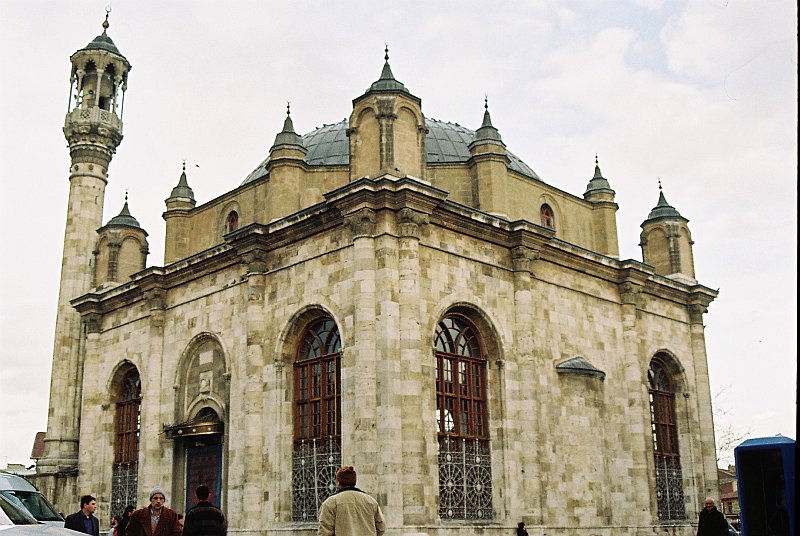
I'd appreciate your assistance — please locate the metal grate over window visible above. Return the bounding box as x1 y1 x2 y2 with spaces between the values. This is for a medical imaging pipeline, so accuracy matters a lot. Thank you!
434 315 493 520
292 317 342 521
648 356 686 520
111 368 140 518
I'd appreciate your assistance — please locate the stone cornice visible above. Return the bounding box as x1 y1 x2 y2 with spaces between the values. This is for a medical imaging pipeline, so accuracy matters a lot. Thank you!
70 174 717 322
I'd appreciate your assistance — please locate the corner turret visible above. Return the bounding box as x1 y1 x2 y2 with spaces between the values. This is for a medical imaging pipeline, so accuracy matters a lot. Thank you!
583 156 619 258
640 181 696 282
348 47 426 180
94 195 149 286
468 98 509 218
163 163 197 264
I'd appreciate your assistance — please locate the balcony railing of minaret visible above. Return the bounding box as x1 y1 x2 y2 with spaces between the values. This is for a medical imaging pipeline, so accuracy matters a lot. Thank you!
64 105 122 129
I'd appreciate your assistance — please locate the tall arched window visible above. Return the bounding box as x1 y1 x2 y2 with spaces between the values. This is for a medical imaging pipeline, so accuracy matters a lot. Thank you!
225 211 239 234
540 204 555 229
291 317 342 521
648 355 686 520
435 314 493 520
111 367 141 518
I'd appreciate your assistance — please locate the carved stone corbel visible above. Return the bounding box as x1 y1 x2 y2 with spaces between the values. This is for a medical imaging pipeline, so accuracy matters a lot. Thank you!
344 207 376 238
511 245 539 275
688 303 707 324
397 207 428 238
619 281 644 308
242 248 269 273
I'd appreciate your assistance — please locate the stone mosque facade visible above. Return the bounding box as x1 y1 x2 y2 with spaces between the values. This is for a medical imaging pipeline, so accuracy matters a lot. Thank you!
33 18 720 536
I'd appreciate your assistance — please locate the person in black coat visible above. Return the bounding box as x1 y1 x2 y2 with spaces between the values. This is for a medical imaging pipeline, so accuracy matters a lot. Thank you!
64 495 100 536
697 498 728 536
183 485 226 536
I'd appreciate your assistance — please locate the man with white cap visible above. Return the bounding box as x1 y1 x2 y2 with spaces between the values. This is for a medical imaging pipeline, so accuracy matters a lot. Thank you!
126 487 181 536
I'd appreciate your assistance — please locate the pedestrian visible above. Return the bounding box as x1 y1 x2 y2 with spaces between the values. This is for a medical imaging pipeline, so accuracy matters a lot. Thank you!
117 506 135 536
108 516 121 536
517 520 529 536
64 495 100 536
318 466 385 536
183 485 226 536
696 498 727 536
126 488 181 536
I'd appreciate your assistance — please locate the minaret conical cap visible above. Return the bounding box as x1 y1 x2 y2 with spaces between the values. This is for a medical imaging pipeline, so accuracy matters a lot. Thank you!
80 10 127 59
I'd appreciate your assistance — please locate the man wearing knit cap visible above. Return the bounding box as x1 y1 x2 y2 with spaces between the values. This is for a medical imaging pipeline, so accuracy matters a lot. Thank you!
126 487 181 536
318 466 385 536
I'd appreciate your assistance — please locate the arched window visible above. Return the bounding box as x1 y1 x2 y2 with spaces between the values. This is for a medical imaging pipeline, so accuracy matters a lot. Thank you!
291 317 342 521
435 315 493 520
111 367 141 518
540 204 555 229
225 211 239 234
648 356 686 520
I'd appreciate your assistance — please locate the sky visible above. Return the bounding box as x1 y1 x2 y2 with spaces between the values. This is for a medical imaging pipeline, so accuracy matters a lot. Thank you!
0 0 796 468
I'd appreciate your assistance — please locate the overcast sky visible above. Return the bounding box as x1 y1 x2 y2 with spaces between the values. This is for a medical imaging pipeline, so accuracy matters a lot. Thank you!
0 0 796 467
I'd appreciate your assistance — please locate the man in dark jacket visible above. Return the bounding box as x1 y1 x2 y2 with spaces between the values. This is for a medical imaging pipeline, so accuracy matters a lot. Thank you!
697 498 728 536
183 485 226 536
126 488 181 536
64 495 100 536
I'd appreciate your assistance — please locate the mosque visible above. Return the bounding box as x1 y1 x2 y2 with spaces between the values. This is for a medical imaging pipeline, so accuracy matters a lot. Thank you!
32 15 719 536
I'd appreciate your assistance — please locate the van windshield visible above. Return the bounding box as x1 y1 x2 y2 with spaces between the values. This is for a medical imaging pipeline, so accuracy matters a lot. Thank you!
0 490 63 522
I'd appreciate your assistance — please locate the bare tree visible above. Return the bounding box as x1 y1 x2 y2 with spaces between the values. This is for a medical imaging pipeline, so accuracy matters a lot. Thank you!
713 385 751 466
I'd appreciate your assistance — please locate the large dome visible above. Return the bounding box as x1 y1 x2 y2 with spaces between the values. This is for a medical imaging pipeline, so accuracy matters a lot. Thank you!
241 118 540 185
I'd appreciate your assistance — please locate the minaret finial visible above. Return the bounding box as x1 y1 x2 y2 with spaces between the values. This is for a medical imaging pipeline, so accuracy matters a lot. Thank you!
287 101 291 116
595 153 599 165
384 43 389 62
484 95 488 111
658 177 662 191
102 7 110 34
124 189 128 203
182 159 186 173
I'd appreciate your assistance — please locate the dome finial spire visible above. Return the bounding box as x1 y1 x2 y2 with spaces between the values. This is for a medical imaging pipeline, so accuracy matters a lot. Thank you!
286 100 291 117
384 43 389 62
658 177 663 191
124 189 128 203
102 7 110 34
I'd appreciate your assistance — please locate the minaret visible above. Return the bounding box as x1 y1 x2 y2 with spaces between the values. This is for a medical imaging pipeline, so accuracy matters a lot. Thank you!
38 13 131 474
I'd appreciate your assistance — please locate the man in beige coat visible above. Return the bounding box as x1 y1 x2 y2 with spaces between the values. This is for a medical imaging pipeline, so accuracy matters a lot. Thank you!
318 466 385 536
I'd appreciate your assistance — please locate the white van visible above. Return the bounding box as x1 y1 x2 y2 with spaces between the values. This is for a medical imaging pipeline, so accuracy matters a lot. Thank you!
0 473 64 527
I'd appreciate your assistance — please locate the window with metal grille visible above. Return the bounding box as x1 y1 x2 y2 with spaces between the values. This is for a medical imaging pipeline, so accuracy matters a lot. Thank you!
111 367 140 519
292 317 342 521
648 356 686 520
435 314 493 520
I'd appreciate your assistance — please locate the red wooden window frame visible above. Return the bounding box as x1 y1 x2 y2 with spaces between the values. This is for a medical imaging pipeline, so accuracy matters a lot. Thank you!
114 370 141 464
648 357 680 457
435 315 489 441
226 211 239 234
540 204 555 229
293 317 341 444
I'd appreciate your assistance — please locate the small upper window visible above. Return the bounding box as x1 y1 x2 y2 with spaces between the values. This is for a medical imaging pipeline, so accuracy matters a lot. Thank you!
225 211 239 234
540 204 555 229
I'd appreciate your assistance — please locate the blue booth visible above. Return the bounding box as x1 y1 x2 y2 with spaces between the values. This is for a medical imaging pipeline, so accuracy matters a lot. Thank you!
734 435 795 536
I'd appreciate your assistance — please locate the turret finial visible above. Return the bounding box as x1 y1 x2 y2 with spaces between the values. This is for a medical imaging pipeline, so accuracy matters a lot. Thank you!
484 95 489 111
658 177 662 191
182 159 186 173
124 189 128 203
384 44 389 62
595 153 599 165
102 7 110 34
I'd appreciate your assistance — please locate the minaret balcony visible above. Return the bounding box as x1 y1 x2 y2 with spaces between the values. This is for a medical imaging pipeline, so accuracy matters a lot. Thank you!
64 105 122 132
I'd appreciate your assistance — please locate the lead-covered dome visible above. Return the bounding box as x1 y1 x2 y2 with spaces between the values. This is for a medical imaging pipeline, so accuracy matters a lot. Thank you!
241 118 540 185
